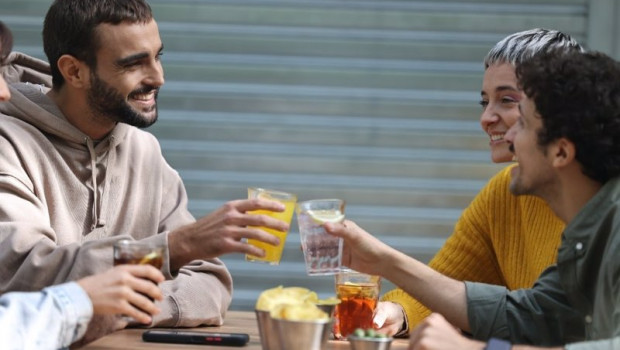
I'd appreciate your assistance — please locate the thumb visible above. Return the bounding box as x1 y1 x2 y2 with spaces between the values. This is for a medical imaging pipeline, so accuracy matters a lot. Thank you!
324 220 352 237
373 308 387 328
323 222 341 236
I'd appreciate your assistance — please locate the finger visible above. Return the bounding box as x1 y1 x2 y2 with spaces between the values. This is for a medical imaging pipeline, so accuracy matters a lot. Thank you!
242 244 266 258
372 303 388 328
323 221 342 236
233 198 286 213
236 213 290 233
123 294 159 325
127 309 153 325
122 265 165 284
233 227 280 246
324 219 357 238
131 278 164 302
221 239 268 258
380 323 402 337
373 312 387 329
133 292 161 316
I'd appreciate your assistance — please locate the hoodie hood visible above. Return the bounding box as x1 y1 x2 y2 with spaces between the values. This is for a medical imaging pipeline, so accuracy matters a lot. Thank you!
1 51 52 87
1 83 89 145
0 52 129 146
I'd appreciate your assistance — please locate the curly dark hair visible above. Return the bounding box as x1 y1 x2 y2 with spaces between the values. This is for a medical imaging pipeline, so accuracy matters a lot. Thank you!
516 50 620 183
43 0 153 88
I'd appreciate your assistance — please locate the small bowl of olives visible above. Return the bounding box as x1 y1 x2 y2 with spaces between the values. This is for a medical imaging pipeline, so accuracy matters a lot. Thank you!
348 328 393 350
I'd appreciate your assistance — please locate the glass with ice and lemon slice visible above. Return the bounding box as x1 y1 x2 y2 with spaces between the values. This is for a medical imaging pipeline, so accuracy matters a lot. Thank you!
113 239 164 269
245 187 297 265
296 199 345 275
113 239 165 323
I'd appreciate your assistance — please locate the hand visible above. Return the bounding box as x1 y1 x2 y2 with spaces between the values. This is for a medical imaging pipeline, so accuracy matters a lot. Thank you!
409 313 485 350
324 219 394 276
169 198 288 268
373 301 406 336
77 265 165 324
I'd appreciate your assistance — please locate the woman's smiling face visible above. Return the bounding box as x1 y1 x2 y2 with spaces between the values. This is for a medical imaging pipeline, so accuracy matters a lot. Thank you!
479 63 523 163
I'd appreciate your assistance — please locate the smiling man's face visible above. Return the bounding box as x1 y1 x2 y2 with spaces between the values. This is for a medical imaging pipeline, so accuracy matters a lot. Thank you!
505 96 557 198
86 19 164 128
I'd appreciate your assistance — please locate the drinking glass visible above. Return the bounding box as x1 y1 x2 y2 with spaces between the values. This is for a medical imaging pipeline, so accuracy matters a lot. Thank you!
113 240 164 269
245 187 297 265
296 199 345 275
113 239 165 323
333 270 381 340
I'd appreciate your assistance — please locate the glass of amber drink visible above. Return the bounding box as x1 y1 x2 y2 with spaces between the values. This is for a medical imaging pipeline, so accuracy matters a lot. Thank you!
113 240 165 323
333 270 381 340
113 240 164 269
245 187 297 265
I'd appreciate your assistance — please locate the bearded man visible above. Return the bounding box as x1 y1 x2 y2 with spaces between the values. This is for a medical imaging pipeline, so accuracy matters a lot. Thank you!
0 0 287 344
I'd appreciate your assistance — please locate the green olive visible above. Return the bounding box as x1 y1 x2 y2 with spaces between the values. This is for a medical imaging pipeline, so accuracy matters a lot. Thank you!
353 328 365 338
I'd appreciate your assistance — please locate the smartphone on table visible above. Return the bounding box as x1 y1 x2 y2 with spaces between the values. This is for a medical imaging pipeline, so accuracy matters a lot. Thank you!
142 330 250 346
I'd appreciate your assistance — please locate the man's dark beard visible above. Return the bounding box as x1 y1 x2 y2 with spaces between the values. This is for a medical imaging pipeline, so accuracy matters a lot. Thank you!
87 72 159 129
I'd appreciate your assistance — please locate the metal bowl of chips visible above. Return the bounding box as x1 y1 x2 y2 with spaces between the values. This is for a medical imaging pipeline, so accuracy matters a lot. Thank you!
273 317 332 350
254 286 333 350
255 310 281 350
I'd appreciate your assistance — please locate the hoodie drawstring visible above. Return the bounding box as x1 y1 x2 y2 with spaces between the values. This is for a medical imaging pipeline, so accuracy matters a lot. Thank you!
97 135 116 228
85 137 100 231
85 135 117 231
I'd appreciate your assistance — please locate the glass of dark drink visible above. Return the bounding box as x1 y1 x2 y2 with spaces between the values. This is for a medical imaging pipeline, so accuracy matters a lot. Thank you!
112 239 165 323
113 239 164 269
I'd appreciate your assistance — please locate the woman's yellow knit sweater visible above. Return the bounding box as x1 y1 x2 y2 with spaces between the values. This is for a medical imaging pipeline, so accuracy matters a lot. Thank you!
382 164 565 330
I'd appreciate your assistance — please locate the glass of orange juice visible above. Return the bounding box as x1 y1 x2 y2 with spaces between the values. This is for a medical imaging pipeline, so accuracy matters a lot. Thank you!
333 270 381 340
245 187 297 265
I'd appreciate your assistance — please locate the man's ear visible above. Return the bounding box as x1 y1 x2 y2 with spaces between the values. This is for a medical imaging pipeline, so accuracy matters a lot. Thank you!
56 54 90 89
552 138 576 168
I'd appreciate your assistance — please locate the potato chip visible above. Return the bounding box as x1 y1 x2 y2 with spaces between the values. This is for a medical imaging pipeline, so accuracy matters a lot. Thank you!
255 286 331 321
255 286 319 311
270 302 329 321
316 296 340 305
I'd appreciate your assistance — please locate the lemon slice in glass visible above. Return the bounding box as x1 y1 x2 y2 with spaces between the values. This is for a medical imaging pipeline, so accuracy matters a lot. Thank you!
307 210 344 224
316 296 341 305
138 251 160 265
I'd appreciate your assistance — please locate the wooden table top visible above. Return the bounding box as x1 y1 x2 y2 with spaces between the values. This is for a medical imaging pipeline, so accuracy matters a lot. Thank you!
83 310 410 349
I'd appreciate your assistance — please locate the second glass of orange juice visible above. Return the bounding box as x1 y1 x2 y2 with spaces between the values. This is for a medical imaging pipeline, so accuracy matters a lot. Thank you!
245 187 297 265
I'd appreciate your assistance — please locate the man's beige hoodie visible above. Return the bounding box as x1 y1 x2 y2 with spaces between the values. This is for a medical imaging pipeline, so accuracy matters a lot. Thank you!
0 53 232 328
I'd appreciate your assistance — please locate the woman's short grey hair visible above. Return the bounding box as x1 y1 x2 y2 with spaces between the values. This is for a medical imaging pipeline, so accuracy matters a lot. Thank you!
484 28 584 69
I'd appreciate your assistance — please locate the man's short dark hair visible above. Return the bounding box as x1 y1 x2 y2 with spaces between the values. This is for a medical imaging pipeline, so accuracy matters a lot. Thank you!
43 0 153 88
517 50 620 183
0 21 14 65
